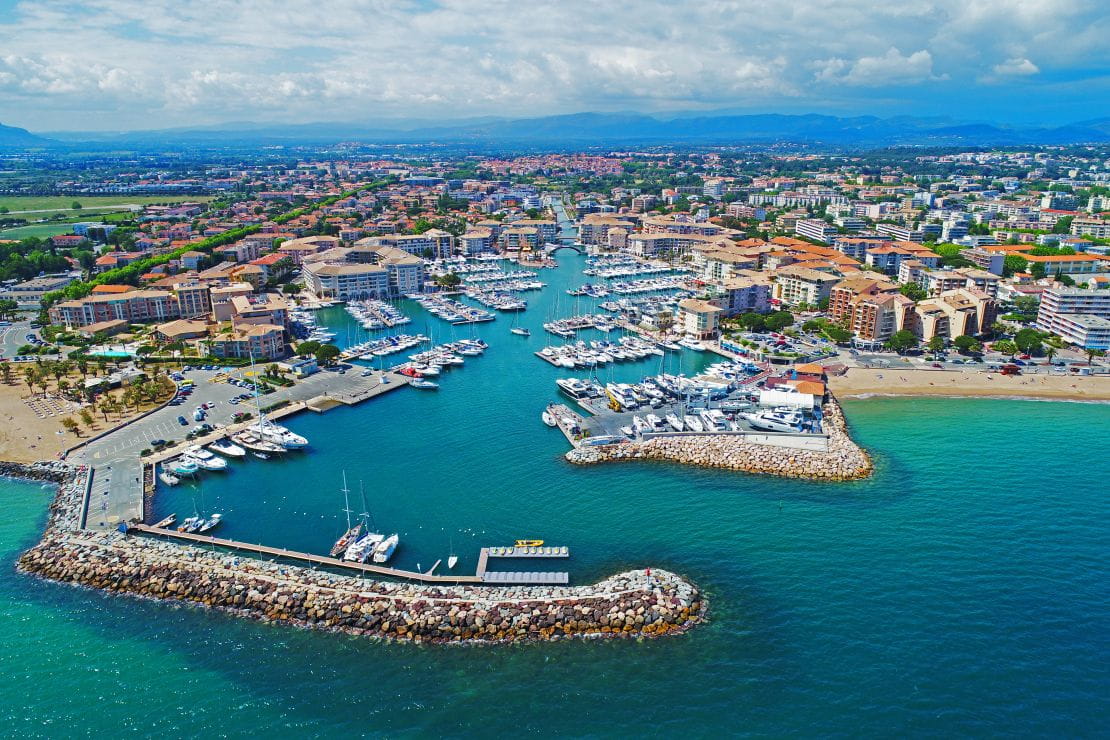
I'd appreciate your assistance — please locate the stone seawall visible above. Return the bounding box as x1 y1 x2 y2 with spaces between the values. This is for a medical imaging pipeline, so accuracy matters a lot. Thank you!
13 462 706 644
567 398 872 481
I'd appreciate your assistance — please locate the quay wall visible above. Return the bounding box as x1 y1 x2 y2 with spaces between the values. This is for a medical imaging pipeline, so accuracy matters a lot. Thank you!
567 398 872 481
15 463 706 644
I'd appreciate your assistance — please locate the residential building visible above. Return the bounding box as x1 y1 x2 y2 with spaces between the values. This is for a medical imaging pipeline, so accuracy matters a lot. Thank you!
208 323 286 360
719 277 771 316
459 229 494 255
795 218 838 244
959 247 1006 275
772 266 840 307
302 262 390 301
1036 287 1110 348
911 289 997 341
1023 253 1102 275
676 298 722 339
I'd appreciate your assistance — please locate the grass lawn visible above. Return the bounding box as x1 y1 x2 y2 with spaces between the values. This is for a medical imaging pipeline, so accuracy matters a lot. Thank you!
0 223 79 239
0 194 211 216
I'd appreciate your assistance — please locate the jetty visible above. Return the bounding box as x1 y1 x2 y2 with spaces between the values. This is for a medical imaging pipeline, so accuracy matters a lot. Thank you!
125 524 570 585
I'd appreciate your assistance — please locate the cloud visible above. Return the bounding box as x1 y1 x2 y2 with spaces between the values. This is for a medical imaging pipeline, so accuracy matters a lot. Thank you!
813 48 943 87
992 58 1040 77
0 0 1106 129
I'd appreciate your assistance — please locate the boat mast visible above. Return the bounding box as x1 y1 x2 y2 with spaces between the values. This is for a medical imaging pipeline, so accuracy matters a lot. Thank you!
341 471 352 531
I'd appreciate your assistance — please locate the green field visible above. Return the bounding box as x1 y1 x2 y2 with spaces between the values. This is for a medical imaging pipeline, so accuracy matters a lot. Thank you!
0 194 212 214
0 223 79 240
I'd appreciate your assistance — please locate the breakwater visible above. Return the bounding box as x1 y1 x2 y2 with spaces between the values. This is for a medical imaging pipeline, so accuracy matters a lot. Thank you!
567 398 872 481
14 461 706 644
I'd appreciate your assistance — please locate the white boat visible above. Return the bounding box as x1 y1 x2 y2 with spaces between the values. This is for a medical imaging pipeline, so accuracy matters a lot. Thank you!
209 439 246 458
447 554 458 569
372 533 400 563
233 430 287 454
684 415 705 432
168 458 199 476
511 327 531 336
158 468 180 486
665 413 685 431
184 446 228 470
645 413 666 432
678 338 707 351
541 407 557 427
256 421 309 450
178 515 203 533
197 513 223 533
411 380 439 389
251 452 270 460
743 408 804 433
344 531 383 562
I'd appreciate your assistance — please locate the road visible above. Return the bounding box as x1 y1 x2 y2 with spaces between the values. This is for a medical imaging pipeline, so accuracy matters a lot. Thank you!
0 319 34 359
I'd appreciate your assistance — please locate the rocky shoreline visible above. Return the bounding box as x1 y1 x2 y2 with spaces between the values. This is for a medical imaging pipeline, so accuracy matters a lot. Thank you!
566 397 872 481
13 462 707 644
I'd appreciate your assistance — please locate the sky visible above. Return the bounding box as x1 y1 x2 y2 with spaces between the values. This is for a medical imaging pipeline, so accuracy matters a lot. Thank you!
0 0 1108 132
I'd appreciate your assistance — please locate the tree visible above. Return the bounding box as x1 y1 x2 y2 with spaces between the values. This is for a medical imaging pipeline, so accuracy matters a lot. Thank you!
885 330 917 353
22 367 37 396
926 336 946 354
79 408 94 428
1014 328 1043 355
823 325 852 344
71 201 82 210
0 363 10 385
738 312 765 332
899 283 927 301
992 339 1018 358
1003 254 1028 277
953 335 981 354
61 417 80 436
314 343 341 366
296 341 321 356
1030 262 1046 279
282 283 300 295
763 311 794 332
1084 348 1106 364
434 272 462 288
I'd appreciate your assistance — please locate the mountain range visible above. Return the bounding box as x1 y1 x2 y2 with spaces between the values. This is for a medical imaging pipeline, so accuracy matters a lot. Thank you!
4 112 1110 150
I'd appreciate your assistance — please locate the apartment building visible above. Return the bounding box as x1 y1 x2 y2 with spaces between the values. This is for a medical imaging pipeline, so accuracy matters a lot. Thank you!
1036 287 1110 348
676 299 723 339
359 229 453 259
50 288 186 328
719 277 772 316
642 215 724 237
458 229 494 255
577 214 636 246
302 262 391 301
772 266 840 307
627 232 732 257
794 218 838 244
208 323 286 360
912 289 997 342
959 247 1006 275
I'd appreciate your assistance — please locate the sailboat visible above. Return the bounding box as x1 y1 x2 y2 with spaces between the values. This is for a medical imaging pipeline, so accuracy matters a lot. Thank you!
448 536 458 569
329 472 362 558
510 313 530 336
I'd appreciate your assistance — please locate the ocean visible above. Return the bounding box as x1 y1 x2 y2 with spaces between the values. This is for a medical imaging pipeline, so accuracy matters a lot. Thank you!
2 253 1108 736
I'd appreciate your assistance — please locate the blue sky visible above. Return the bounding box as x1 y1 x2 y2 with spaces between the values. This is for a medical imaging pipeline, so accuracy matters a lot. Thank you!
0 0 1107 131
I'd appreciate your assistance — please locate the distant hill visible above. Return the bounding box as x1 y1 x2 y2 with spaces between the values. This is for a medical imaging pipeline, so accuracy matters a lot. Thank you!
0 122 50 148
22 112 1110 150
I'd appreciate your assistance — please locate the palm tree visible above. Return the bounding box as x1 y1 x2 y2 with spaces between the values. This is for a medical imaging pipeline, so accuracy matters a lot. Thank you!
76 359 88 379
0 363 11 385
22 367 37 397
61 417 79 436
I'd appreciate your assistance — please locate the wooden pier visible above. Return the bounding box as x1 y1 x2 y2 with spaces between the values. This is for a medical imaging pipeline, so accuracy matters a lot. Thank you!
126 525 571 585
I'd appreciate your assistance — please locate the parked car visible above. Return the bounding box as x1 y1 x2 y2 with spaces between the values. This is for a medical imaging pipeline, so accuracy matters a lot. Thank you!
177 416 188 426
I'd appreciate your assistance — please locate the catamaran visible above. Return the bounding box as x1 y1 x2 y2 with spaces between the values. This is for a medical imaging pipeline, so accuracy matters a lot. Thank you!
372 533 400 563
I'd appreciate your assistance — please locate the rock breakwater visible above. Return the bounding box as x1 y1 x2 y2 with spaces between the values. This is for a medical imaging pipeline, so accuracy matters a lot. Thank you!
567 398 872 481
13 462 706 644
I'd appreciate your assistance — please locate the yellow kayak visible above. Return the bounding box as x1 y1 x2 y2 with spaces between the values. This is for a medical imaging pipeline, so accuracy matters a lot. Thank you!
514 539 544 548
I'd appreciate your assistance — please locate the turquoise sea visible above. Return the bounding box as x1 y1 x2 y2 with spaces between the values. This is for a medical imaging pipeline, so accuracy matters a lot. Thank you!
2 253 1109 736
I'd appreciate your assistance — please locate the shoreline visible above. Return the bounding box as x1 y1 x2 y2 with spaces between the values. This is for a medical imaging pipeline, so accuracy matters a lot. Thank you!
828 367 1110 403
11 462 707 644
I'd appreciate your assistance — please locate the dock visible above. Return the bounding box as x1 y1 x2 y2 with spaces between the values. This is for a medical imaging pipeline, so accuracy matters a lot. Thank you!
547 404 586 448
487 546 569 558
125 525 571 585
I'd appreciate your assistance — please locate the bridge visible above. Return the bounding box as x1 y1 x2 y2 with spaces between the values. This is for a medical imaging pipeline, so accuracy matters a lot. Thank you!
544 243 583 254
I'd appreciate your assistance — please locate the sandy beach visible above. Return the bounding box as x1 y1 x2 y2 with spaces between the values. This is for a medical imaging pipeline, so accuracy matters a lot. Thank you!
829 367 1110 402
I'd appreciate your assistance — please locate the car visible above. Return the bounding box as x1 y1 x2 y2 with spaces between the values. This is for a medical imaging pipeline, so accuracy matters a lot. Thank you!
931 362 943 368
1012 359 1026 366
1018 354 1031 360
150 439 166 447
229 398 239 405
177 416 188 425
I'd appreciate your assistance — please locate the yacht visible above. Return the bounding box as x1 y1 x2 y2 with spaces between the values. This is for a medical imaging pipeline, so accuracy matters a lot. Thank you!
256 421 309 450
631 416 650 435
184 446 228 470
541 407 557 427
510 327 531 336
232 430 286 454
209 439 246 458
178 516 203 533
665 413 685 432
168 458 199 476
678 338 707 351
743 408 804 433
372 533 400 563
644 413 666 432
344 531 384 562
197 513 223 534
411 379 439 389
330 473 361 558
684 415 705 433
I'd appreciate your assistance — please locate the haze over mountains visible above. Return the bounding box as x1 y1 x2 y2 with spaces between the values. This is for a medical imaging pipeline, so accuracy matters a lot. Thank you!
4 112 1110 149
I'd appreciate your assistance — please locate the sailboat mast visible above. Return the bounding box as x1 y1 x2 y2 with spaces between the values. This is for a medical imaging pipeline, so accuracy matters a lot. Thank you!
341 471 352 530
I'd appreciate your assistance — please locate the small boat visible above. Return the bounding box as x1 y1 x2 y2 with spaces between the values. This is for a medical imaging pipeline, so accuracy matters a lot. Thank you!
197 513 222 533
158 468 181 487
152 514 176 528
411 380 439 389
514 539 544 548
510 327 531 336
541 407 557 427
168 458 199 476
371 533 400 563
330 473 362 558
251 452 270 460
178 515 203 533
447 554 458 569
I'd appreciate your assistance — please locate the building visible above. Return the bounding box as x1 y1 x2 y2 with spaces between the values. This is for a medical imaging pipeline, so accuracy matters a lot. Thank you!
794 219 838 244
578 214 636 246
0 274 77 309
912 289 997 342
302 262 390 301
208 323 286 360
772 266 840 307
49 289 178 328
1036 287 1110 348
676 299 722 339
459 229 494 255
959 247 1006 275
360 230 453 259
719 277 772 316
1023 253 1103 275
1070 218 1110 239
